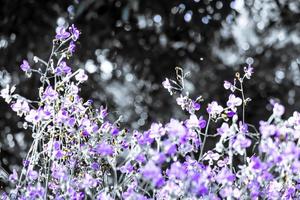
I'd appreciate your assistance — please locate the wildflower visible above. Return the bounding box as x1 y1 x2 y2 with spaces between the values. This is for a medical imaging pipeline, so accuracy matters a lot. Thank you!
162 78 172 94
55 61 71 75
9 169 18 183
142 161 165 187
11 99 30 116
166 162 187 180
69 24 80 41
273 103 285 117
0 85 11 103
223 80 232 90
43 86 58 101
94 143 114 156
20 60 31 72
55 27 70 40
207 101 223 117
233 134 251 155
186 114 206 129
149 122 165 138
227 94 242 110
28 169 38 181
75 69 88 82
25 109 41 124
68 41 76 54
244 65 254 79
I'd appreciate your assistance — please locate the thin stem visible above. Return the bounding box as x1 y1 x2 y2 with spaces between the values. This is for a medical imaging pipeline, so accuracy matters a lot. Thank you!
199 116 211 160
240 80 245 124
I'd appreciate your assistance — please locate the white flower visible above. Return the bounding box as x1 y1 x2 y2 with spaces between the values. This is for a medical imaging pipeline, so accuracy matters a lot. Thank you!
75 69 88 82
273 103 284 117
207 101 223 117
11 99 30 116
0 85 15 103
227 94 242 110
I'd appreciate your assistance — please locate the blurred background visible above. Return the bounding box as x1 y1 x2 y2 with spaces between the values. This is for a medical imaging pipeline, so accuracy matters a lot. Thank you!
1 0 300 177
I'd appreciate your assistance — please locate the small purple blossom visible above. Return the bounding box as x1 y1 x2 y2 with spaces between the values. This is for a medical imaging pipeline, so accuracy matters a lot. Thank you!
94 143 114 156
68 41 76 54
43 86 58 101
55 61 71 75
9 169 18 183
55 27 70 40
69 24 80 41
28 169 38 181
20 60 31 72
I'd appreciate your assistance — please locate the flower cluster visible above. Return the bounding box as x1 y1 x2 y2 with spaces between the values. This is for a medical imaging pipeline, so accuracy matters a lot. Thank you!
1 25 300 199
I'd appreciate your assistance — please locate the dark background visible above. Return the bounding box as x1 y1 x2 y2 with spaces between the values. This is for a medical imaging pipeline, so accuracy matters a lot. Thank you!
1 0 300 176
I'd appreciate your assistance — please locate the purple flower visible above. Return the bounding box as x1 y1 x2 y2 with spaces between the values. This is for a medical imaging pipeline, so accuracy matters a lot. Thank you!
68 41 76 54
111 127 119 136
94 143 114 156
135 154 146 164
91 162 100 170
120 163 134 173
250 156 262 170
67 117 76 127
28 169 38 181
142 161 165 187
163 140 177 155
216 167 235 185
149 122 165 138
239 122 248 133
192 101 201 111
20 60 31 72
69 24 80 41
52 141 64 159
152 152 166 165
197 184 209 196
27 185 45 198
99 105 108 119
56 109 69 123
199 117 206 129
9 169 18 183
227 110 235 117
166 162 187 180
53 141 60 150
25 109 41 124
186 114 202 129
51 163 67 180
55 61 71 75
82 174 97 188
233 134 251 155
43 86 58 101
23 160 29 167
55 27 70 40
166 119 186 138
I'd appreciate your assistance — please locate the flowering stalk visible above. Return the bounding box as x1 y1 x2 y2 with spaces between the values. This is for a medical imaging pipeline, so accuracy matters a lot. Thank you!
1 25 300 199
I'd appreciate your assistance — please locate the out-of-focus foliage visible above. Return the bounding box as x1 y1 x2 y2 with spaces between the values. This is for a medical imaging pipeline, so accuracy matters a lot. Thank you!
0 0 299 179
